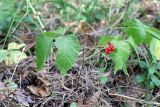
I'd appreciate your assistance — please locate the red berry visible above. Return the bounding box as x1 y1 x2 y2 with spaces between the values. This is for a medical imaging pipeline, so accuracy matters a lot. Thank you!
109 43 113 48
110 46 115 51
105 42 115 54
105 48 111 54
108 43 115 51
107 46 112 51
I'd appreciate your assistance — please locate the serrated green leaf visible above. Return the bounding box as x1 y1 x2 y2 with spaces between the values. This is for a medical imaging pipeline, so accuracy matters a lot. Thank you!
55 34 80 74
98 36 114 46
36 33 53 70
0 50 7 63
124 19 160 45
109 40 131 75
124 19 147 44
126 36 140 60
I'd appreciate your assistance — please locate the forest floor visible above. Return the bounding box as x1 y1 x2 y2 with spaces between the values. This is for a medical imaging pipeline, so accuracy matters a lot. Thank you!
0 0 160 107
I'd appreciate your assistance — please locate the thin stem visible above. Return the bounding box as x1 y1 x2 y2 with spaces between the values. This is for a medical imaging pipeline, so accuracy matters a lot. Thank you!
3 0 23 49
11 0 29 34
26 0 45 31
10 46 26 80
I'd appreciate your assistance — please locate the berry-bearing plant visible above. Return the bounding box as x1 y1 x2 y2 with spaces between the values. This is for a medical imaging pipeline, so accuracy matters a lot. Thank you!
98 18 160 89
36 18 160 88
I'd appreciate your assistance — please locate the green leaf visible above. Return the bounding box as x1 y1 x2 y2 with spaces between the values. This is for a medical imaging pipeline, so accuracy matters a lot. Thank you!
98 36 114 46
124 19 147 44
8 42 25 50
150 38 160 60
126 36 140 60
149 81 155 89
55 34 80 74
100 76 108 84
0 0 16 21
147 28 160 41
42 32 57 38
151 75 160 87
124 19 160 45
156 62 160 69
70 102 77 107
0 50 7 63
36 33 53 70
54 27 69 35
138 61 147 68
10 51 27 64
149 66 156 75
0 0 17 30
135 74 146 83
109 40 131 75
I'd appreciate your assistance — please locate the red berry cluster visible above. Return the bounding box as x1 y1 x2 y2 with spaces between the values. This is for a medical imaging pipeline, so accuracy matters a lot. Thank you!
105 42 115 54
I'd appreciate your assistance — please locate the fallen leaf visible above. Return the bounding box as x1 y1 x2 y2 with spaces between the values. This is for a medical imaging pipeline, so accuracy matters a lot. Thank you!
76 20 91 33
4 56 14 66
0 92 7 102
8 42 25 50
21 70 29 78
10 51 27 64
37 77 51 86
27 86 50 97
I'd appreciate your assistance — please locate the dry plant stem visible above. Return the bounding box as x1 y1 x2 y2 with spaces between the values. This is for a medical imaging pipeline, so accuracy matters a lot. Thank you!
61 76 73 92
26 0 45 31
110 9 126 28
10 46 26 80
108 92 160 106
